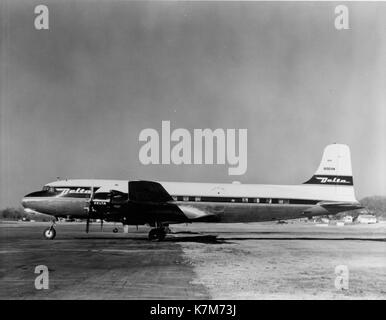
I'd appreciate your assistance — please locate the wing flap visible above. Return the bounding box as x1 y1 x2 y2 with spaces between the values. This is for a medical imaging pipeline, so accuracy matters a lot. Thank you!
177 205 219 222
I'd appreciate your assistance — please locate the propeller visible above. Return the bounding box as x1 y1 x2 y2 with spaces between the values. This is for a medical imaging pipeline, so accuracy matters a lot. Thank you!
85 188 126 233
86 186 95 233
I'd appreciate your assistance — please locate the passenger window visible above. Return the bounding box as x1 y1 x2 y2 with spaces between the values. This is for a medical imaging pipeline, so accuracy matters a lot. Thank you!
242 197 248 203
195 196 201 202
183 196 189 201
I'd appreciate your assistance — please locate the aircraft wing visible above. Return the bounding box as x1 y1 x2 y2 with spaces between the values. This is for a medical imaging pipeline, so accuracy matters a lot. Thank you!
127 180 216 222
129 180 174 203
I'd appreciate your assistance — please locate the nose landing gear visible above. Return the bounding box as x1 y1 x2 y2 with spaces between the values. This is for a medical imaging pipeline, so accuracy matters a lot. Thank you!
43 222 56 240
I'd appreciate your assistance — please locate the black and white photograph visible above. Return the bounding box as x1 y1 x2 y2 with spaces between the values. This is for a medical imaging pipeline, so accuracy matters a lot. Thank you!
0 0 385 304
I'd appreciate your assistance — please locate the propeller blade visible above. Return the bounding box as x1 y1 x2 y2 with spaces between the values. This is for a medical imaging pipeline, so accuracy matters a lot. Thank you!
86 217 90 233
100 219 103 231
86 186 95 233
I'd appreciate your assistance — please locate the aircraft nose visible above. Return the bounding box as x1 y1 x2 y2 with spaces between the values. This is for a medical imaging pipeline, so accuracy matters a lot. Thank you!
21 191 40 209
21 196 31 209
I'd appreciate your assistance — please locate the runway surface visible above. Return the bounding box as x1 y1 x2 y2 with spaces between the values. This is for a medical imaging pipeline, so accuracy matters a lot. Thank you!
0 221 385 299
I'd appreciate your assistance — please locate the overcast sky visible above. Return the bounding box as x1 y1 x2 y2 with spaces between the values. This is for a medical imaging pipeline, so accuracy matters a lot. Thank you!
1 1 385 208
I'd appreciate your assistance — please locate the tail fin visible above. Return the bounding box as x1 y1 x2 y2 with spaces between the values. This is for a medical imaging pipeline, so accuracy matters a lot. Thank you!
303 144 353 186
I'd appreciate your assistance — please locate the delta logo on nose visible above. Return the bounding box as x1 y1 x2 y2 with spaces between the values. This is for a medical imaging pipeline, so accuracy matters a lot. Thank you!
57 188 91 195
138 121 248 175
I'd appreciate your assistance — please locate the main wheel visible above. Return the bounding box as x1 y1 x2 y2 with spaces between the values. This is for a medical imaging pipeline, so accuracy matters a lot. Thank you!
148 228 166 241
43 227 56 240
112 227 119 233
157 229 166 241
148 228 158 241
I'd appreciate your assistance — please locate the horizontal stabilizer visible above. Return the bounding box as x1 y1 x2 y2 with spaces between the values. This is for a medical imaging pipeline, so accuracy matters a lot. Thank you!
129 180 174 203
317 201 363 213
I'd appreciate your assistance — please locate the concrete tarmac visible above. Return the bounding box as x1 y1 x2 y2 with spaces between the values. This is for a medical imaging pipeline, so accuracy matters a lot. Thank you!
0 221 385 299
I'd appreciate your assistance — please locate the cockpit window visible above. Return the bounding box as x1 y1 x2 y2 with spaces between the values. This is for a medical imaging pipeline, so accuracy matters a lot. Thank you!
42 186 60 193
42 186 56 192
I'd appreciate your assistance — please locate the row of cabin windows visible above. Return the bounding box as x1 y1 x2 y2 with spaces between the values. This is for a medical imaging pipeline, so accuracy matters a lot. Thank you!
172 196 291 204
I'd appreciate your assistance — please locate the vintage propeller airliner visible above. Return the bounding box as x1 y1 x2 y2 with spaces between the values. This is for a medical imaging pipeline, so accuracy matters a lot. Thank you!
22 144 361 241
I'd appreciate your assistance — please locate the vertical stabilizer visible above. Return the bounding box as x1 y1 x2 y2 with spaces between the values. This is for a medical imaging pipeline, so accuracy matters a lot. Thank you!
303 144 353 186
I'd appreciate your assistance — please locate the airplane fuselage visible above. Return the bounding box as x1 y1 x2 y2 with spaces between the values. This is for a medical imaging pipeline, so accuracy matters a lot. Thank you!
20 144 361 240
22 179 356 223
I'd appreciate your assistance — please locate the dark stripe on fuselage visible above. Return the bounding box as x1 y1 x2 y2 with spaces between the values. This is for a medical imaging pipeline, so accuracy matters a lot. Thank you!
173 196 319 205
22 193 329 222
303 175 353 186
25 188 94 199
25 191 320 206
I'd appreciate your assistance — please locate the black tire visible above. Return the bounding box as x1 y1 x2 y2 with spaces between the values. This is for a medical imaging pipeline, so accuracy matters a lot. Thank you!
148 229 166 241
148 228 158 241
157 230 166 241
112 228 119 233
43 227 56 240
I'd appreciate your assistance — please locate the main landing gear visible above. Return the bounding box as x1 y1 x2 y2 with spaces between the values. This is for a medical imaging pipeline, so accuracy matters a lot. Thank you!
148 224 170 241
43 221 56 240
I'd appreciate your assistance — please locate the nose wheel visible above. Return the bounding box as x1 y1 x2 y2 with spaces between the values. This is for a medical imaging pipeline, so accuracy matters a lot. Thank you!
43 226 56 240
148 228 167 241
